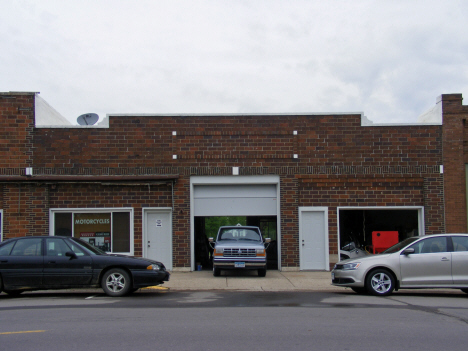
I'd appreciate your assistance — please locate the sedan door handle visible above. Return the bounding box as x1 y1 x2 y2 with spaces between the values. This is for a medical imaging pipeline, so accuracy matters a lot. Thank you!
48 261 57 264
441 257 450 261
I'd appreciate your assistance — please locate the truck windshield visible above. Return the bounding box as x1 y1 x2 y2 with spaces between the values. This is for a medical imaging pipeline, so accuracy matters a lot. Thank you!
218 228 261 241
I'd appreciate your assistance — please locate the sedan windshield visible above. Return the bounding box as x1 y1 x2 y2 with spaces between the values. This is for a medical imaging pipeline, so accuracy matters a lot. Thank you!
218 228 261 241
70 237 106 255
381 236 421 254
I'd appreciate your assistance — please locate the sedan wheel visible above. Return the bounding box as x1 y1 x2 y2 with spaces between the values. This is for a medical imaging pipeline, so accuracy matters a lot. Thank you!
101 268 131 297
461 289 468 294
366 269 395 296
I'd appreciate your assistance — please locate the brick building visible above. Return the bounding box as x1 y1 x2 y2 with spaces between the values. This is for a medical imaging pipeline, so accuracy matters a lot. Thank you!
0 92 466 271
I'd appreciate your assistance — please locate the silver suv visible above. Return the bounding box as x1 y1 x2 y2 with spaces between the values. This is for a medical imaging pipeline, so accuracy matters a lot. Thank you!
209 224 271 277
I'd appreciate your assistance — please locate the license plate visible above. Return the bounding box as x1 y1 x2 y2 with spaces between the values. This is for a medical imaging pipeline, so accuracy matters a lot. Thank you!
235 262 245 268
331 272 335 280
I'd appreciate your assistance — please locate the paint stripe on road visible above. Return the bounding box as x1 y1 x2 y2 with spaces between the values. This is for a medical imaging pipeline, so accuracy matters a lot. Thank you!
0 330 47 335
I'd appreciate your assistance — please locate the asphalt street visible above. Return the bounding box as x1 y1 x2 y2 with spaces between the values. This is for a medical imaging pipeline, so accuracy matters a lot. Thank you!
1 288 468 351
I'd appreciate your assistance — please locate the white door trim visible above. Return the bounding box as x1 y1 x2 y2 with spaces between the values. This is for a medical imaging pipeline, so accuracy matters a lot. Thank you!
299 207 329 271
142 207 173 269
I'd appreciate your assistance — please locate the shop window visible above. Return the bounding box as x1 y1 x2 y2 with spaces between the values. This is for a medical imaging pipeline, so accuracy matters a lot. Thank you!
52 210 132 254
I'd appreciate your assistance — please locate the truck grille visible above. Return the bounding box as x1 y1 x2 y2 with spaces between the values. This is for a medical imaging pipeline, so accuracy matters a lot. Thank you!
223 248 256 257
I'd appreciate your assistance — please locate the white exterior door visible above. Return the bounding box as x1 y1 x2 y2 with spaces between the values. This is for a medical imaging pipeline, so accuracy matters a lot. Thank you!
299 207 329 271
144 209 172 270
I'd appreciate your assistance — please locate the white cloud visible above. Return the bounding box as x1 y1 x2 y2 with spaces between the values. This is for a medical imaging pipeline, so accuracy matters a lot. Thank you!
1 0 467 124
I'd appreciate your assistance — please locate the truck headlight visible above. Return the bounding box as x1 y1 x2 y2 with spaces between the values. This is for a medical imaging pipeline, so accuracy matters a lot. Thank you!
256 248 266 257
214 248 224 256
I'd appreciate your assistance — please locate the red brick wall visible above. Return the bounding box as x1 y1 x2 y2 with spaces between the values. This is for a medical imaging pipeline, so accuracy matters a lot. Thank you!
172 176 190 268
2 184 49 238
280 175 299 267
0 93 34 171
32 114 442 170
441 94 468 232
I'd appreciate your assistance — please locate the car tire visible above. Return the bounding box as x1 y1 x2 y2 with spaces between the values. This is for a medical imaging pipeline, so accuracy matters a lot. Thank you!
366 269 395 296
351 287 368 294
4 290 24 296
461 289 468 294
213 267 221 277
258 269 267 277
101 268 132 297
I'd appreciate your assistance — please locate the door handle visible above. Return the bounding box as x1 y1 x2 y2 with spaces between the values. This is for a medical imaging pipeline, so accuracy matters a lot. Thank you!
48 261 56 264
441 257 450 261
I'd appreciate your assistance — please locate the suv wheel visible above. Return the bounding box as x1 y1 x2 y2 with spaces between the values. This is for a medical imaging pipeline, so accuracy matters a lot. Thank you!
366 269 395 296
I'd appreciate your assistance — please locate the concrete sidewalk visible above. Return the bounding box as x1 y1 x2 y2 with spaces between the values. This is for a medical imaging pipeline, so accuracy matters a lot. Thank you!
158 270 342 292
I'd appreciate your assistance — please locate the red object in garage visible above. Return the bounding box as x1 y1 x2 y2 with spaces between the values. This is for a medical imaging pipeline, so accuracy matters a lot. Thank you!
370 231 399 254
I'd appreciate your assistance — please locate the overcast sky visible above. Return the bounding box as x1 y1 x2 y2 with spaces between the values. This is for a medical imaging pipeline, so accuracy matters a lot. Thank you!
1 0 467 124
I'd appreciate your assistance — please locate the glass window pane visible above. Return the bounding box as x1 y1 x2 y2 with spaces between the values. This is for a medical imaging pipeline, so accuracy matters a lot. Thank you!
65 240 88 256
74 213 111 252
0 241 15 256
452 236 468 252
55 213 72 236
113 212 130 252
410 237 447 254
46 238 70 256
11 238 42 256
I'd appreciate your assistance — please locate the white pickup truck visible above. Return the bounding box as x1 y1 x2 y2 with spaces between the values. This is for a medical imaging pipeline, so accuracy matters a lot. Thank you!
209 224 271 277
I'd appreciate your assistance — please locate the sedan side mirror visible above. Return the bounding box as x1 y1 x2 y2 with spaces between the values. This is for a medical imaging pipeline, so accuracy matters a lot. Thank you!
65 251 78 259
402 248 415 255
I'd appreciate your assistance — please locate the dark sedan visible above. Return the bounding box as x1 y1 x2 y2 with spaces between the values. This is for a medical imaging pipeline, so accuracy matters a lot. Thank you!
0 236 170 297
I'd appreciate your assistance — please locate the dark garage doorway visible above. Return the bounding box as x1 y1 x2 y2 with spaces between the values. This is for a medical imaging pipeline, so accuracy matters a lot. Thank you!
339 209 420 259
194 216 278 270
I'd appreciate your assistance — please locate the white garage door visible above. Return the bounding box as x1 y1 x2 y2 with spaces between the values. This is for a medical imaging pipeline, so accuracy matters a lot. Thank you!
193 184 277 216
